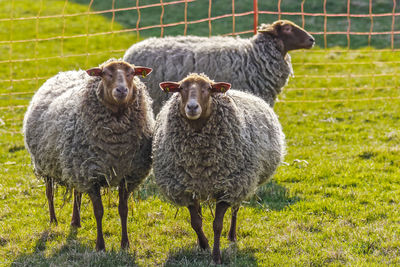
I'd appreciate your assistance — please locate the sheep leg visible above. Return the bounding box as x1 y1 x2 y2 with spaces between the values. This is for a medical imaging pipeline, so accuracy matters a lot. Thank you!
88 186 105 251
118 180 130 249
228 205 240 242
45 177 57 225
71 189 82 228
212 201 229 264
188 200 209 250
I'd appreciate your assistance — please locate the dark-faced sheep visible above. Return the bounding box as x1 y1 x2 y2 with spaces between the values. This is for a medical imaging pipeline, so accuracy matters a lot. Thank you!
23 60 154 251
152 73 285 264
124 19 314 114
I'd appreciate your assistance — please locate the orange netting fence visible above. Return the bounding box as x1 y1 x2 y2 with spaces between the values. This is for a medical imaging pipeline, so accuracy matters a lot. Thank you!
0 0 399 123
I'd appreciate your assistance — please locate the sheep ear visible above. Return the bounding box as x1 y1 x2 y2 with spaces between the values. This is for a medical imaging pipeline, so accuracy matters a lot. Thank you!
134 67 153 78
211 82 231 93
258 24 278 37
86 68 103 77
159 82 181 93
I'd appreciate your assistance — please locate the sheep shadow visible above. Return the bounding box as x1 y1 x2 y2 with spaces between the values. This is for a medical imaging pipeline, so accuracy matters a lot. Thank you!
247 180 300 211
11 227 138 267
164 244 257 267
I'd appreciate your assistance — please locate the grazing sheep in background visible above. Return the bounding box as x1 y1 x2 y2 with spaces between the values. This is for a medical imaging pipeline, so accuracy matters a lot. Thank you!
23 60 154 251
123 19 314 114
152 73 285 264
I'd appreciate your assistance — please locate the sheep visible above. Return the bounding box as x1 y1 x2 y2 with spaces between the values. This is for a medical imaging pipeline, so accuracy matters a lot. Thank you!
152 73 285 264
123 19 314 114
23 59 154 251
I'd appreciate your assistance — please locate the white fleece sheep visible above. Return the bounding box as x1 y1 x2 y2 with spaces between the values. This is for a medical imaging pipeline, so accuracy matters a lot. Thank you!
124 20 314 114
23 59 154 251
152 73 285 264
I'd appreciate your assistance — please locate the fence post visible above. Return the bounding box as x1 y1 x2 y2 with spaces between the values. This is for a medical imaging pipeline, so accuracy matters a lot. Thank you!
253 0 258 34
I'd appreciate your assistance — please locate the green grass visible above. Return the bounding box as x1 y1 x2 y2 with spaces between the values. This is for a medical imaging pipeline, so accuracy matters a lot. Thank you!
1 0 400 266
71 0 400 48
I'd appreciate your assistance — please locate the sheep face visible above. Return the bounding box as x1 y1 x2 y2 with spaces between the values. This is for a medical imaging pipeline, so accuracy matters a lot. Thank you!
160 74 231 121
87 61 152 112
259 20 315 55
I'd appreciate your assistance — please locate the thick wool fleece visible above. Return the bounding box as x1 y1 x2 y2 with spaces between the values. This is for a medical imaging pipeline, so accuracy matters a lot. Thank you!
23 70 154 192
152 90 285 206
123 31 292 114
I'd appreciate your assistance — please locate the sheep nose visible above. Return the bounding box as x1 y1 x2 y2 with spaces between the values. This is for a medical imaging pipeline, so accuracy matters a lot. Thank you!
116 86 128 94
309 37 315 43
187 102 199 111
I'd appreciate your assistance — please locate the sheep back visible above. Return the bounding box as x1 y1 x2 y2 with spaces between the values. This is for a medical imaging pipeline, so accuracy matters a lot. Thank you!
123 34 292 114
152 90 285 207
23 70 154 192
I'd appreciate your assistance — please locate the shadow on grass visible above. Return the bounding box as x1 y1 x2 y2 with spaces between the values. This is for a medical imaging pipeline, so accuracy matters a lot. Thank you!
247 180 300 211
164 243 257 267
11 227 138 267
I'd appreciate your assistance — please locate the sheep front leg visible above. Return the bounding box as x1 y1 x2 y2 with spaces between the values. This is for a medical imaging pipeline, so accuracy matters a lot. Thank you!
71 189 82 228
45 177 57 225
228 205 240 242
88 186 105 251
187 200 209 250
118 180 130 249
212 201 229 264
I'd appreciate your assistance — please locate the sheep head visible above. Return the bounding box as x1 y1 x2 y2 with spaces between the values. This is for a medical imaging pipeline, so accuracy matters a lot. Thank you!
86 61 152 113
258 20 315 56
160 73 231 126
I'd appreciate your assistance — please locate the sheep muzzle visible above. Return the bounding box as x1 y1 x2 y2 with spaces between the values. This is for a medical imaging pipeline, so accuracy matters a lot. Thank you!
112 86 129 102
185 99 202 120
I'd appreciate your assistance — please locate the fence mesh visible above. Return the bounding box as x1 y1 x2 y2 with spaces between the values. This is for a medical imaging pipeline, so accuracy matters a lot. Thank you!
0 0 400 135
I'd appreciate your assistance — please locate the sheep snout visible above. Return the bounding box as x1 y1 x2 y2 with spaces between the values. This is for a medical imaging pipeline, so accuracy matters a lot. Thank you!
185 100 202 120
305 36 315 49
113 86 129 101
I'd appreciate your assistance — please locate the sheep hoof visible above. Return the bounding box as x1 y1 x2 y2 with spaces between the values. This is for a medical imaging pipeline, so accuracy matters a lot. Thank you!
197 239 210 250
95 241 106 252
227 231 237 242
96 245 105 252
121 240 130 250
212 253 222 265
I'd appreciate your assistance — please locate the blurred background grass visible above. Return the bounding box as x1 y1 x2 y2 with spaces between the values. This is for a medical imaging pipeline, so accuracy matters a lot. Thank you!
71 0 400 48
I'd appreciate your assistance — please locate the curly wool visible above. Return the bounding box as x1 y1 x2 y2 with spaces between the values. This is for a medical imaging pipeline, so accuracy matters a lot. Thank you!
152 90 285 206
123 33 292 114
23 69 154 192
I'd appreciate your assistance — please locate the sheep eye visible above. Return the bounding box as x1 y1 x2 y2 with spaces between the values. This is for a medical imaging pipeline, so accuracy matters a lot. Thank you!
283 26 292 32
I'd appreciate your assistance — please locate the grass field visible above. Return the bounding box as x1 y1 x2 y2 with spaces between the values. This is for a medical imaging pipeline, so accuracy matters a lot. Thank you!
1 0 400 266
71 0 400 48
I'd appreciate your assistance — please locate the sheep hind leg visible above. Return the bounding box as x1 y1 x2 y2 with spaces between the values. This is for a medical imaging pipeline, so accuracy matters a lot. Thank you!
88 185 105 251
188 200 209 250
212 201 229 264
71 190 82 228
45 177 57 225
118 180 130 249
228 205 240 242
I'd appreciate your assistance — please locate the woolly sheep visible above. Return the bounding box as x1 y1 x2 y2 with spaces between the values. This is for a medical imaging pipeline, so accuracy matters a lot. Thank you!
23 60 154 251
152 73 285 264
123 19 314 114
